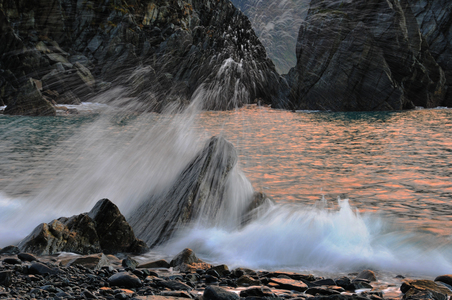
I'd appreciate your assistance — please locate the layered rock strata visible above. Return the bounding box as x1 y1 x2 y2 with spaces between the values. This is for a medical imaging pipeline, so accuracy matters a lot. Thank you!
283 0 449 111
0 0 282 115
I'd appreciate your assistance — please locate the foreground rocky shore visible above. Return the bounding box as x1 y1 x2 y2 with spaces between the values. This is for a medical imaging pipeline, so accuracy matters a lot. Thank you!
1 246 452 300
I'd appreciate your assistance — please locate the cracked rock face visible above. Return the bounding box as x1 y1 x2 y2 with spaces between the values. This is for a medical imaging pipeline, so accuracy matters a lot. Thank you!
0 0 283 114
283 0 449 112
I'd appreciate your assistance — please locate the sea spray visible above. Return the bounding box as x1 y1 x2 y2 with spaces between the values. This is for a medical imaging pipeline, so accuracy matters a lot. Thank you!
157 198 452 277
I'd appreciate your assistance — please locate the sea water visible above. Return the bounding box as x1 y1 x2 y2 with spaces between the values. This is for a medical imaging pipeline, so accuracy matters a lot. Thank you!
1 104 452 279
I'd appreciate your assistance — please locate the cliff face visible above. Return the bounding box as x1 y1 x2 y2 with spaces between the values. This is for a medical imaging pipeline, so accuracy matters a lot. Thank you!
408 0 452 107
0 0 282 114
283 0 450 111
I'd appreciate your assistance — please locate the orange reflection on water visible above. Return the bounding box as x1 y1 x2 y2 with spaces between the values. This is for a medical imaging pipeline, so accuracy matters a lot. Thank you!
199 105 452 237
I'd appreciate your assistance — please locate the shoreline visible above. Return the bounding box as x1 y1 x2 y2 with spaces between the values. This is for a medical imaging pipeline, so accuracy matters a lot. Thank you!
1 247 450 300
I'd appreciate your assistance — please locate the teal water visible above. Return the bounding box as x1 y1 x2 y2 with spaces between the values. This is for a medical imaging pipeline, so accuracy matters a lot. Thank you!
1 106 452 277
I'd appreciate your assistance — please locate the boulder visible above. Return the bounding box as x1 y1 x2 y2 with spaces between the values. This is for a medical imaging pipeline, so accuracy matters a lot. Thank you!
239 286 274 297
138 259 170 269
0 246 20 255
435 275 452 287
18 253 38 262
268 277 308 292
0 271 12 286
122 256 139 270
64 253 110 270
108 272 142 288
129 136 247 247
28 262 59 275
203 286 240 300
356 270 377 282
18 198 148 255
237 275 261 287
2 258 22 265
170 249 200 267
401 279 450 300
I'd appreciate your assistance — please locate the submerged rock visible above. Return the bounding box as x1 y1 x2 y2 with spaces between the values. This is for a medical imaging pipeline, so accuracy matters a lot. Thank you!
18 199 147 255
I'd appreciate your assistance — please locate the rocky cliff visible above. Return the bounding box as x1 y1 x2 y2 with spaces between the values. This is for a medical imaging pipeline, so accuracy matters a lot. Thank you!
283 0 450 111
0 0 282 115
408 0 452 107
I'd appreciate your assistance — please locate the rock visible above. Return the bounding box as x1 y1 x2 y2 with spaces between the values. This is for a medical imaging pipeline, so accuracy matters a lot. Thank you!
4 78 56 116
55 91 81 105
356 270 377 282
170 249 200 267
401 280 451 296
122 256 139 270
130 136 260 247
269 277 309 292
159 280 192 291
18 253 38 262
108 272 142 288
28 262 58 275
239 286 274 297
237 275 261 287
312 278 337 286
0 246 20 255
161 291 193 298
203 286 240 300
335 277 352 289
0 271 12 286
2 258 22 265
265 271 315 282
18 198 147 255
284 0 448 111
305 287 341 296
435 275 452 287
65 253 110 270
138 259 170 269
88 198 148 254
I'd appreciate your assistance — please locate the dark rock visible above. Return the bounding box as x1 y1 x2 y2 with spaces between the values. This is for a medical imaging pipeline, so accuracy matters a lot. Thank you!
0 271 12 286
335 277 351 289
138 259 170 269
207 269 221 278
269 277 308 292
130 136 259 247
18 253 38 262
170 248 199 267
305 287 341 296
401 280 451 296
240 286 275 297
356 270 377 282
284 0 447 111
265 272 315 282
203 285 240 300
65 253 110 270
312 279 337 286
88 198 148 254
122 256 139 270
108 272 142 288
237 275 261 287
4 78 56 116
55 91 81 105
159 280 192 291
209 265 230 277
434 275 452 287
2 258 22 265
18 198 148 255
161 291 193 298
28 262 59 275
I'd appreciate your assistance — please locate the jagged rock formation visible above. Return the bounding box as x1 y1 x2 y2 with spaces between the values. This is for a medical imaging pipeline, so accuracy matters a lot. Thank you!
128 136 240 247
18 199 148 255
0 0 282 115
282 0 449 111
408 0 452 107
128 136 269 247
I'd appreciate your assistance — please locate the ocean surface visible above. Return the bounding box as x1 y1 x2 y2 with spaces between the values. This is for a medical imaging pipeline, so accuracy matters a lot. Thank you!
1 103 452 280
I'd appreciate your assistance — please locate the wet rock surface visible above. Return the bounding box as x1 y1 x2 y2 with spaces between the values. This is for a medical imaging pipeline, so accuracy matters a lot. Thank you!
129 136 258 247
0 0 282 115
283 0 451 111
18 198 148 255
1 248 445 300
